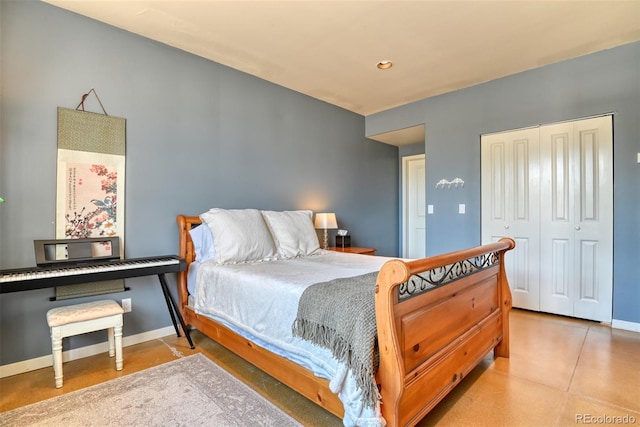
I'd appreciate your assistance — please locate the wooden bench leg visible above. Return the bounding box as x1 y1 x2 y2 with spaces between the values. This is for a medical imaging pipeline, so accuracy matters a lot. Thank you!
107 327 115 357
51 327 64 388
114 322 123 371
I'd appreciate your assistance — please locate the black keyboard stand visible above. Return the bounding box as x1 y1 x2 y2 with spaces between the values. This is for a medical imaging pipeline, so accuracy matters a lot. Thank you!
157 273 194 349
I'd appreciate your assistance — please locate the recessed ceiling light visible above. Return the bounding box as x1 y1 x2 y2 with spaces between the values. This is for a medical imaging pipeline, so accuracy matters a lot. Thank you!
377 60 393 70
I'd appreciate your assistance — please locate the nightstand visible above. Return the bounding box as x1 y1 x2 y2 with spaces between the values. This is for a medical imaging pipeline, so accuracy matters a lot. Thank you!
327 246 376 256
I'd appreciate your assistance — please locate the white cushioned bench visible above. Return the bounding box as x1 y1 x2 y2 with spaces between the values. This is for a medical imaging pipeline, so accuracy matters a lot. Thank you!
46 299 124 388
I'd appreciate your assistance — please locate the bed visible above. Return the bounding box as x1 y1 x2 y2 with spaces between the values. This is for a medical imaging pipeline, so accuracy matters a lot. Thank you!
176 209 515 427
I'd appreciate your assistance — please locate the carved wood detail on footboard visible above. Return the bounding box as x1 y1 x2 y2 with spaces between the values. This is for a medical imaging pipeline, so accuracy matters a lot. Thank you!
375 238 515 427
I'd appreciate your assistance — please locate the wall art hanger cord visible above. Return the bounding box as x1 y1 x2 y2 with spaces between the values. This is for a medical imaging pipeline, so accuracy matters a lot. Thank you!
75 88 108 116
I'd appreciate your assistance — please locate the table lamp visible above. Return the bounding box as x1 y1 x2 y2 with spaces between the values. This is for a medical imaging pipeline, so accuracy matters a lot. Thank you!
314 213 338 250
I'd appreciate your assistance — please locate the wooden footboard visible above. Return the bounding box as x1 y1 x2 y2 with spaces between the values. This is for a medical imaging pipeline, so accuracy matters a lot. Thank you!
177 214 514 426
375 238 515 426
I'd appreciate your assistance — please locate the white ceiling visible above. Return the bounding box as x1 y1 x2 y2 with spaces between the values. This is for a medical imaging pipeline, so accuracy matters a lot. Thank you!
43 0 640 144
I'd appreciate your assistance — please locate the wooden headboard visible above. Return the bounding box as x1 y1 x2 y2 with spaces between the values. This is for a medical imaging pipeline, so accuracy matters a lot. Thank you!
176 215 202 310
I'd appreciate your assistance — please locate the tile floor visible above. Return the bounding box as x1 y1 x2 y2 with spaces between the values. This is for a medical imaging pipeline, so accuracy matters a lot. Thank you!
1 309 639 426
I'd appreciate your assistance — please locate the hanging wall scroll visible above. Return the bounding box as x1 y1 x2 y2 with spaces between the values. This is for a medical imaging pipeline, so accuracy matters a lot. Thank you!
55 90 127 299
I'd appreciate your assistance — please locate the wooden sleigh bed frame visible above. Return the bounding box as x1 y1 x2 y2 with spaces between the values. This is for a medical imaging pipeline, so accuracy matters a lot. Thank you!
177 214 515 426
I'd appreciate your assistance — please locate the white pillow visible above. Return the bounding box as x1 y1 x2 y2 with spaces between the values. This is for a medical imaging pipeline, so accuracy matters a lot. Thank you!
188 225 215 262
200 208 277 264
261 210 320 258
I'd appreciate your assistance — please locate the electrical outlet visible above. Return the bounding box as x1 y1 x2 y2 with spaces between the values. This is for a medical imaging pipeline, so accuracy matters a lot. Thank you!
122 298 132 313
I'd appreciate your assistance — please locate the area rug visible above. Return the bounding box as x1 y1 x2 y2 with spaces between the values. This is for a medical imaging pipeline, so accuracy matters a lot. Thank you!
0 353 302 426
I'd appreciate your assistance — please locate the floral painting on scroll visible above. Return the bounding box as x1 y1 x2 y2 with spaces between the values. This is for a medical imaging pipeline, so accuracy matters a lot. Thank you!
55 106 126 298
63 162 118 238
55 107 126 244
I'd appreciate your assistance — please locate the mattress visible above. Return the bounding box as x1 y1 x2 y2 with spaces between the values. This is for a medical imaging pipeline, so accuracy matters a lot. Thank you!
190 250 393 427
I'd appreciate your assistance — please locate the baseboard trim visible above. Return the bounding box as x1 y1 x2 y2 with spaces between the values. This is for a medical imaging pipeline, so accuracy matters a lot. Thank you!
0 326 176 379
612 319 640 333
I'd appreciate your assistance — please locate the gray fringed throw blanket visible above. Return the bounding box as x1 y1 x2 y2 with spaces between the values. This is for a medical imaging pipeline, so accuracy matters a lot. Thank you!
292 272 379 409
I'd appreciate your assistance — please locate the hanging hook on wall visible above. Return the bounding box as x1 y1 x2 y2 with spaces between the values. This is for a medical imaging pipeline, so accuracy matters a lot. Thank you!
436 179 450 189
450 177 465 188
75 88 108 115
436 178 465 189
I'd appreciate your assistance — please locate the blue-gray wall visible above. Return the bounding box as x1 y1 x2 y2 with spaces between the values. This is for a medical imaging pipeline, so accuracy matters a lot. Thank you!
0 1 399 365
1 1 638 367
367 42 640 325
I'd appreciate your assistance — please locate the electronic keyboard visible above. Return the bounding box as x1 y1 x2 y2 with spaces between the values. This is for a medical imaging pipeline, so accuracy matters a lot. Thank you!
1 254 193 348
0 256 185 294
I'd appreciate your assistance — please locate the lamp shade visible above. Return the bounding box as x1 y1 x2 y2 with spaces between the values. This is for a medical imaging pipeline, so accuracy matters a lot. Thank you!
314 213 338 229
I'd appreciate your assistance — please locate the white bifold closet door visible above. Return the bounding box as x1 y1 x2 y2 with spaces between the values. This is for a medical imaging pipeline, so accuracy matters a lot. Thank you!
481 116 613 322
481 127 541 311
538 117 613 321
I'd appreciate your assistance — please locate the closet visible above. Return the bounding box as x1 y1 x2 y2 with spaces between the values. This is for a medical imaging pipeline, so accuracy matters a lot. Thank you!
481 116 613 322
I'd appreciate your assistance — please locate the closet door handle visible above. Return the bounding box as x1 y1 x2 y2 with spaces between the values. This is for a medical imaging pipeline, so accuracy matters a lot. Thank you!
575 226 581 231
504 225 510 229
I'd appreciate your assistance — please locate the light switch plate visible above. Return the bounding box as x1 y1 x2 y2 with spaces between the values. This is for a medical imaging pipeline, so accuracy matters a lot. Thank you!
428 204 434 214
459 204 466 214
